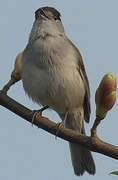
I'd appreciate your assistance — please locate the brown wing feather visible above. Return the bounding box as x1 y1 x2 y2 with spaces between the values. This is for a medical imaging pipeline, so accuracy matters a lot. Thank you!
68 39 91 123
79 62 91 123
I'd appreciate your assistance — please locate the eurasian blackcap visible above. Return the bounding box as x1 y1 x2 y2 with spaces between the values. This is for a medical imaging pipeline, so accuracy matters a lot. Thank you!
22 7 95 176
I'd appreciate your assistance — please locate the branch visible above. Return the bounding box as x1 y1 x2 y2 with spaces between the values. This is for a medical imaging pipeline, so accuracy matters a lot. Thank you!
0 91 118 160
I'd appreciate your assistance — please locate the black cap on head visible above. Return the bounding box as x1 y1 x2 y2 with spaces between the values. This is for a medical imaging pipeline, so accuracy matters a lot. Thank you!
35 7 61 21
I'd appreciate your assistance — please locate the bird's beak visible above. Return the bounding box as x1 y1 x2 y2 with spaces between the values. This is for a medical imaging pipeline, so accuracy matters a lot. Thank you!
39 9 49 20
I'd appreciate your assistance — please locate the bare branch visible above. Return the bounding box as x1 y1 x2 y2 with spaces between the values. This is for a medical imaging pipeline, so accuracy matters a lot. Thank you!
0 90 118 160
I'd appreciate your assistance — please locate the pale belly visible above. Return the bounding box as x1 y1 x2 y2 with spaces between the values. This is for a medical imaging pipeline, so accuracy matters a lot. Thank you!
22 60 85 113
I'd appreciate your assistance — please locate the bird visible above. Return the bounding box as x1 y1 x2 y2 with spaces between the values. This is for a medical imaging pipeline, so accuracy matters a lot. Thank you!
21 6 96 176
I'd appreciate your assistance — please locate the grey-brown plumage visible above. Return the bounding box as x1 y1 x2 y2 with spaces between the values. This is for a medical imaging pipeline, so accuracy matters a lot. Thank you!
22 6 95 176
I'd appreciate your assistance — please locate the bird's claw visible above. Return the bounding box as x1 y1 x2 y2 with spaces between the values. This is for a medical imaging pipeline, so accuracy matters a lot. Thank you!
31 105 49 126
55 122 64 139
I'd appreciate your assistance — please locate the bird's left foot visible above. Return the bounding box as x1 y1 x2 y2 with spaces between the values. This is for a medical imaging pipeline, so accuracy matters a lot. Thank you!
32 105 49 125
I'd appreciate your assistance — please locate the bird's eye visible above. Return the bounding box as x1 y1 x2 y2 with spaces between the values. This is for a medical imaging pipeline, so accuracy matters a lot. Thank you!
54 17 58 21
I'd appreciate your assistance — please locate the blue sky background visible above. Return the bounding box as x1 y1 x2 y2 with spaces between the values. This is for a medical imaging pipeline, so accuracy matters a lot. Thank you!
0 1 118 180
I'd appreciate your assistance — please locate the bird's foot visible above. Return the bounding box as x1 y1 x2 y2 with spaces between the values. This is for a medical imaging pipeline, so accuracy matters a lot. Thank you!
55 111 68 138
55 121 64 139
32 105 49 126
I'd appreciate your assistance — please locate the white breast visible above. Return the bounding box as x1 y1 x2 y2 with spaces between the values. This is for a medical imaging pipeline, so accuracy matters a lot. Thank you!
22 37 85 113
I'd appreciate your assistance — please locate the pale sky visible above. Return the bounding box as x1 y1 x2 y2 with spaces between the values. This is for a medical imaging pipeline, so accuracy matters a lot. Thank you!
0 1 118 180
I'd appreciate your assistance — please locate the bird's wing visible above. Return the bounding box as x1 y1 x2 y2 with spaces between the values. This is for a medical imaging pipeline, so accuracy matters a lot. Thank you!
78 57 91 123
68 39 91 123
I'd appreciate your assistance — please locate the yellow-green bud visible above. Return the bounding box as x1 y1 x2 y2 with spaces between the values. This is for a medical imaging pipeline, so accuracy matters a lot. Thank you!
11 52 23 81
95 73 117 119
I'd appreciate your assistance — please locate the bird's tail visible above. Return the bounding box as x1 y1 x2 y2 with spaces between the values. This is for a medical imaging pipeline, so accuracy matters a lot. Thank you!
60 108 96 176
69 142 95 175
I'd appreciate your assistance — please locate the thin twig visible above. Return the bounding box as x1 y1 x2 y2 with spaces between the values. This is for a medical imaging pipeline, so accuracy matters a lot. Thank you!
91 116 103 137
1 77 18 94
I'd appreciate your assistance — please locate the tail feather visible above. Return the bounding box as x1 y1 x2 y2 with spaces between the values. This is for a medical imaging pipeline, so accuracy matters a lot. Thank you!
69 143 95 176
59 109 96 176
